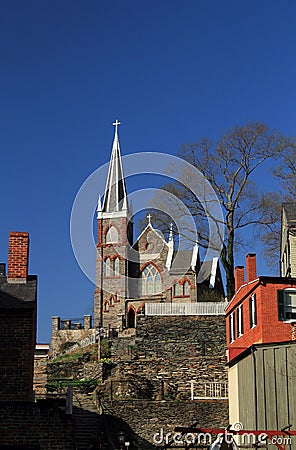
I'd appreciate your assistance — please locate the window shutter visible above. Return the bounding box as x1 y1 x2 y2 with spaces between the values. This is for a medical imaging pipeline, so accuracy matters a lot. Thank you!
277 290 285 321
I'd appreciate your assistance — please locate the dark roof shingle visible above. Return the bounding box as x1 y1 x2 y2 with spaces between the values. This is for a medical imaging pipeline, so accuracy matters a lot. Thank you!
283 202 296 226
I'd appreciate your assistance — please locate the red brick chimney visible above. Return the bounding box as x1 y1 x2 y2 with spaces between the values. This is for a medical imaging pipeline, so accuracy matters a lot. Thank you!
235 266 245 292
8 232 29 282
246 253 257 283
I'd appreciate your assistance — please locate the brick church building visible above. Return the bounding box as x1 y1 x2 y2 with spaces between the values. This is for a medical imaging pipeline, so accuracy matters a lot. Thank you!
94 121 224 331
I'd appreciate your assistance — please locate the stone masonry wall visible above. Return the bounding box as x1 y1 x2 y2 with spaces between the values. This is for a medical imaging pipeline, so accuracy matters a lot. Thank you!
102 399 229 449
106 315 227 400
47 359 103 383
98 315 229 448
45 315 228 449
50 315 94 355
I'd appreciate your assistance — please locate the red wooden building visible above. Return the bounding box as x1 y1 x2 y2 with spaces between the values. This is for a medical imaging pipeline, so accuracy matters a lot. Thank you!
226 254 296 363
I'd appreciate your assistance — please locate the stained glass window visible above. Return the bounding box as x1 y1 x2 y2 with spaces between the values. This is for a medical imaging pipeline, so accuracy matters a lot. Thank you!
141 264 162 295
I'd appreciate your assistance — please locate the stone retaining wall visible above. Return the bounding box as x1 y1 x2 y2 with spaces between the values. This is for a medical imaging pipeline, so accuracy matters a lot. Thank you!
102 399 229 449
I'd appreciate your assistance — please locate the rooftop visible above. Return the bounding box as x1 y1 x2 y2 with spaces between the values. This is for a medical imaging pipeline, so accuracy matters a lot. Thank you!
0 276 37 309
283 202 296 227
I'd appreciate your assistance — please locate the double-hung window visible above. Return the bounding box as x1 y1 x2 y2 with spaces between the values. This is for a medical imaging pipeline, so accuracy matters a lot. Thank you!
237 304 244 337
249 294 257 328
278 289 296 321
230 312 235 343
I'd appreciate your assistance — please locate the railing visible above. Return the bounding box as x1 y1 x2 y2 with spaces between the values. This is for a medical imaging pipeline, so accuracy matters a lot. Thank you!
190 381 228 400
60 318 85 330
145 302 227 316
65 331 98 353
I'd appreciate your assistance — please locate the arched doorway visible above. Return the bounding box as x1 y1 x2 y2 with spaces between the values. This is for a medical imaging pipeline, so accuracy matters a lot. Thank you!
127 308 136 328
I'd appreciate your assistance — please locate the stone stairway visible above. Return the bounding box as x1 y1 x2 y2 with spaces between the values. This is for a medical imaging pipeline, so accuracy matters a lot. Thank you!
109 335 136 362
72 392 131 449
72 393 102 450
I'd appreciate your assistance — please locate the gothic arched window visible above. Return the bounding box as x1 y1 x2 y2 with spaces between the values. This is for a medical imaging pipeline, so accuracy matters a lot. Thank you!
104 258 111 276
104 301 109 312
114 257 119 275
106 226 119 243
173 282 180 296
183 281 189 296
141 264 162 296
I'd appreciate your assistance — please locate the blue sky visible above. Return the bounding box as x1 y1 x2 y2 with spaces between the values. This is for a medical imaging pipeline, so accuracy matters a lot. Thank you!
1 1 296 342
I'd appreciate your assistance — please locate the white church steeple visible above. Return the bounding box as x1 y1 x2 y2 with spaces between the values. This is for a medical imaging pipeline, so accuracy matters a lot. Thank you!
101 119 128 214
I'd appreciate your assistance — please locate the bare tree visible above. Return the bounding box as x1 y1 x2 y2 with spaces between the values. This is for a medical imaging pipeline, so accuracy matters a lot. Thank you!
258 149 296 267
146 123 295 300
274 150 296 200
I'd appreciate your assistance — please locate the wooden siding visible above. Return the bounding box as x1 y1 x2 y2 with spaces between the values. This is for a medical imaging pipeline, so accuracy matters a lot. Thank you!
233 343 296 449
290 234 296 277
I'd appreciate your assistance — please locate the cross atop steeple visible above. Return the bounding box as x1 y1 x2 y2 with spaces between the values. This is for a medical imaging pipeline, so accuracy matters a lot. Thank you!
147 214 152 225
112 119 121 134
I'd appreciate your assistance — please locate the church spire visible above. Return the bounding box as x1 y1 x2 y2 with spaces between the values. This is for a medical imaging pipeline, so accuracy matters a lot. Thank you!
102 120 128 213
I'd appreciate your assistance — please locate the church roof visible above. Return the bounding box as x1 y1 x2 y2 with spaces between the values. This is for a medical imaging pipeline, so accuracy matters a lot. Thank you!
134 222 169 248
101 120 128 213
198 258 219 288
283 202 296 227
170 248 198 273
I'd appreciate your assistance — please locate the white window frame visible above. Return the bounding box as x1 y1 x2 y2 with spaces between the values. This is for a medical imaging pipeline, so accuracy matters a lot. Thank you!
250 294 257 329
238 304 244 337
230 312 235 343
283 288 296 322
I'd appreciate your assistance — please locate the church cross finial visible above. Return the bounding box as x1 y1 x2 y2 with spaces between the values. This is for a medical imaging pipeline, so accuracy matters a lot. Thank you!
147 213 152 225
112 119 121 134
168 222 173 242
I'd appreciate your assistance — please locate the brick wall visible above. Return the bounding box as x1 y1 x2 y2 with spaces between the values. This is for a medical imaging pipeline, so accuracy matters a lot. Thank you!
95 216 131 329
0 231 37 401
34 357 48 398
0 401 73 449
227 269 296 361
0 308 36 401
